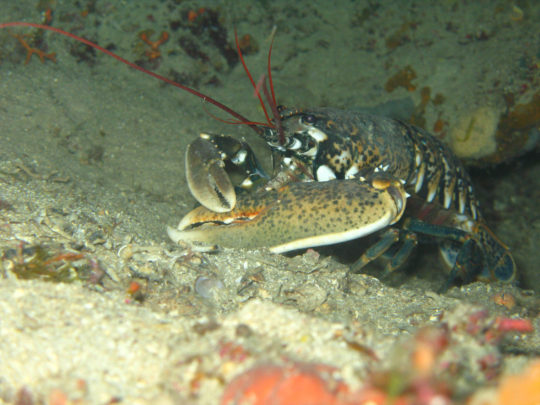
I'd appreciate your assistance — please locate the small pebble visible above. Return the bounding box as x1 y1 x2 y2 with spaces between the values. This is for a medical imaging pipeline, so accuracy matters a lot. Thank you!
195 275 224 299
236 323 253 338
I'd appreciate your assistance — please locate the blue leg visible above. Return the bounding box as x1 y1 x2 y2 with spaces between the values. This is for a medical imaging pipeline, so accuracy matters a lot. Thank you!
351 228 400 273
404 218 516 290
384 231 418 273
438 239 486 292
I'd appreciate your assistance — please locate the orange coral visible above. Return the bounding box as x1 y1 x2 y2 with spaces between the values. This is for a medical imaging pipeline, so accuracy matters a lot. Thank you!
187 10 198 22
483 91 540 164
385 22 412 50
139 31 169 60
385 65 417 92
433 117 445 134
187 8 206 22
11 32 56 64
498 92 540 132
44 8 53 24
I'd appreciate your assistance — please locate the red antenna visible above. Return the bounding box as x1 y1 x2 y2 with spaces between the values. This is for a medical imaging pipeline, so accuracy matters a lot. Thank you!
0 21 274 136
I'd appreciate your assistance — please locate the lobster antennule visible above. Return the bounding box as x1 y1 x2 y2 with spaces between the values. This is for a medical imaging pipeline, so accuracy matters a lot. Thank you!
234 29 285 145
267 30 277 107
234 30 272 127
260 75 286 145
0 21 265 136
263 32 286 144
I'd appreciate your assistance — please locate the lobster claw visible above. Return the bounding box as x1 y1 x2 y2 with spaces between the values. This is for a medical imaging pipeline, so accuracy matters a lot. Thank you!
185 133 270 213
168 174 408 253
185 135 236 213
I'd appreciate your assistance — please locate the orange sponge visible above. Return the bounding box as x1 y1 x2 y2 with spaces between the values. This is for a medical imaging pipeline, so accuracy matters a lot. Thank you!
498 361 540 405
221 362 351 405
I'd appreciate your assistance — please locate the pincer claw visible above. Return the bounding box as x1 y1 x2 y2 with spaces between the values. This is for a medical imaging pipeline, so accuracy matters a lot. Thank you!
168 175 408 253
185 134 236 213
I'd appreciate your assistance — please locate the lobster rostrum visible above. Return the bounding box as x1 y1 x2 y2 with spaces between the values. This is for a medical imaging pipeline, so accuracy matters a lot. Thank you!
0 22 516 290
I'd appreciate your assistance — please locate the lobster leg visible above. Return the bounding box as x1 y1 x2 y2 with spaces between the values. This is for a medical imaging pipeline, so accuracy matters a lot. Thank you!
352 228 400 272
439 239 485 292
385 232 418 272
352 229 417 279
404 218 516 289
470 223 516 282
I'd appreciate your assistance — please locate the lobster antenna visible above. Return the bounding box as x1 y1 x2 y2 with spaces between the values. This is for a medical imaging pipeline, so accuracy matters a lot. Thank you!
235 28 285 144
234 30 272 127
267 26 277 107
265 31 285 144
0 21 265 135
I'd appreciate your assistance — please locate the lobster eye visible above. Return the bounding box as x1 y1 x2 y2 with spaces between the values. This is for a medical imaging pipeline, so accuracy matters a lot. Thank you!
302 114 316 124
